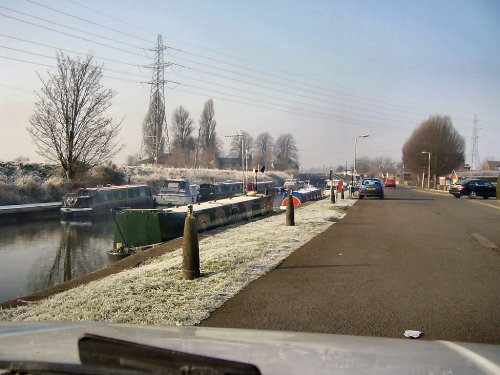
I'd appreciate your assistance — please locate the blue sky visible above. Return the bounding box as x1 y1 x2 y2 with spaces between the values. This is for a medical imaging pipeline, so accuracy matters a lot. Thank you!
0 0 499 170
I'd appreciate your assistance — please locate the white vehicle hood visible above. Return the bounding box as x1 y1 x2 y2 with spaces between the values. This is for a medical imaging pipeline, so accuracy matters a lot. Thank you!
0 322 498 374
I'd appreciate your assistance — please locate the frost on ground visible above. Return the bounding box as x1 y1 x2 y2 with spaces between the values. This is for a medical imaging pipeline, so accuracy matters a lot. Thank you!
0 198 356 325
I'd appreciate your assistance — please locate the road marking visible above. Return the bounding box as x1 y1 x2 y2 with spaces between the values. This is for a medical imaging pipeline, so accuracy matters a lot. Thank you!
469 200 500 211
439 341 500 375
470 232 498 249
418 189 500 209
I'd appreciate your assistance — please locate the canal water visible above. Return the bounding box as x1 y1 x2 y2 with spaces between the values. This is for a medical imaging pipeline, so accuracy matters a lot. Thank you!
0 195 286 304
0 218 116 303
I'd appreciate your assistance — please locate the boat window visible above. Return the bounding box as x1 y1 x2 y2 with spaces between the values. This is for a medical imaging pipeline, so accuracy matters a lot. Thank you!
179 181 188 192
114 190 126 200
101 191 111 202
162 181 185 193
126 188 133 198
139 187 148 197
78 189 90 196
74 197 91 208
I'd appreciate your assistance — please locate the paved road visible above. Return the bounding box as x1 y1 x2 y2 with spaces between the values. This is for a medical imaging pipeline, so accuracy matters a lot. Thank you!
201 187 500 344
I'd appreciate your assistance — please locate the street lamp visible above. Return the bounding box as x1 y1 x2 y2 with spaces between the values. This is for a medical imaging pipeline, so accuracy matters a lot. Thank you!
351 134 369 197
225 131 245 193
354 134 369 177
422 151 431 190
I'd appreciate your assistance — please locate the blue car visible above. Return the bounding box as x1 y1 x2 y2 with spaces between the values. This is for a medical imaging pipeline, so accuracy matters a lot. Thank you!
358 178 384 199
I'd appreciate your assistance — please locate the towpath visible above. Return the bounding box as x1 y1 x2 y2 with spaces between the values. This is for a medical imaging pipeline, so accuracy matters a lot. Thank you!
202 187 500 344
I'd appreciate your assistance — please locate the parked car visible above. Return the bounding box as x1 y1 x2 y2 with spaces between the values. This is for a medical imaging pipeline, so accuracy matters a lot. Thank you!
358 178 384 199
384 178 396 188
448 179 496 199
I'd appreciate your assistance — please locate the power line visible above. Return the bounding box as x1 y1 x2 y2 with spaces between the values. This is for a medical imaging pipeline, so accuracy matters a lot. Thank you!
170 62 419 124
4 4 447 125
26 0 153 44
2 13 482 138
17 0 495 128
0 12 148 58
17 1 435 119
0 33 144 68
0 45 149 79
0 28 420 126
0 55 54 68
0 5 145 50
0 52 411 133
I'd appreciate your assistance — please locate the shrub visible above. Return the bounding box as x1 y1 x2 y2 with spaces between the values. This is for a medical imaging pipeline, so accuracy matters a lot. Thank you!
43 176 73 202
0 180 23 205
85 163 126 186
16 175 47 202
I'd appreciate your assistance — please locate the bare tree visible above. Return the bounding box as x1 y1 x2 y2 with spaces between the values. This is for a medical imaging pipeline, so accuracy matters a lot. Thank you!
195 99 220 168
170 106 195 167
229 131 253 161
402 115 465 184
274 133 299 171
171 106 195 150
254 132 273 169
28 52 123 180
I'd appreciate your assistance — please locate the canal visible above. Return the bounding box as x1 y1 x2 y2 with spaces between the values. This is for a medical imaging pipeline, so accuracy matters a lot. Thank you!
0 194 286 303
0 217 116 303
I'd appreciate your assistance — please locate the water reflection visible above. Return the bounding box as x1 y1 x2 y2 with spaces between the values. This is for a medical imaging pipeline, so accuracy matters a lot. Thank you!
0 218 115 303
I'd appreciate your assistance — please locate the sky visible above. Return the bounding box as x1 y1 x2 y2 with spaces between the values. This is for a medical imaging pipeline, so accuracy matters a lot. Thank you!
0 0 499 171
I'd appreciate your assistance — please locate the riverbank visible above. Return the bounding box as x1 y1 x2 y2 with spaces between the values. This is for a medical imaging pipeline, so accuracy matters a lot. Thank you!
0 197 356 325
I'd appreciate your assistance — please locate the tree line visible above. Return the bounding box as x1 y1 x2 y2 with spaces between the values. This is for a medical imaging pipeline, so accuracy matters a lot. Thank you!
27 53 300 181
165 100 299 171
27 53 466 187
334 156 402 177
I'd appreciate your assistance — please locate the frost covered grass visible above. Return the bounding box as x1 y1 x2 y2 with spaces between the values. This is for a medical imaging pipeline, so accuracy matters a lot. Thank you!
0 198 356 325
128 166 291 194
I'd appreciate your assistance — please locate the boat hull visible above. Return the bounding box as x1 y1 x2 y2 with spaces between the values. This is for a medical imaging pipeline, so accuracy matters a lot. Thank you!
113 195 273 248
155 193 198 207
61 185 155 219
280 188 323 207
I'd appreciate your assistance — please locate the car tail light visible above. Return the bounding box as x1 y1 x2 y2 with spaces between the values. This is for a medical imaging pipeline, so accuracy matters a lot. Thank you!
458 185 464 190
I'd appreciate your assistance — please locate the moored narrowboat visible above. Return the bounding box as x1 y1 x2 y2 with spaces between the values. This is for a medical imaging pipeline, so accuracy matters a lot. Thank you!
199 180 243 202
61 184 155 218
280 185 323 208
112 195 273 251
245 180 275 195
155 178 199 207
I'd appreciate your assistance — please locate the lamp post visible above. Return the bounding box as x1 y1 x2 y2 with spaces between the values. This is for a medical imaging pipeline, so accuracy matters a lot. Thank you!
225 131 245 193
422 151 431 190
354 134 369 180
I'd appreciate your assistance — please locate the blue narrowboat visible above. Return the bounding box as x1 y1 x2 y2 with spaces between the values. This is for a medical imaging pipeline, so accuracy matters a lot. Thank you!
61 184 155 218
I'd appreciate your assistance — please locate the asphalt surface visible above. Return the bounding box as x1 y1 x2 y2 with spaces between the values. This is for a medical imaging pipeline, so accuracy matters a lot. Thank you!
201 187 500 344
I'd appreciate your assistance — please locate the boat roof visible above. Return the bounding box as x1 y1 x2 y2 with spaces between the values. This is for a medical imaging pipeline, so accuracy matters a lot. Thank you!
78 184 149 192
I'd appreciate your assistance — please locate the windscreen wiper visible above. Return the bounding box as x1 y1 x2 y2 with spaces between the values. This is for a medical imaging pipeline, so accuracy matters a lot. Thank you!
78 333 261 375
0 334 261 375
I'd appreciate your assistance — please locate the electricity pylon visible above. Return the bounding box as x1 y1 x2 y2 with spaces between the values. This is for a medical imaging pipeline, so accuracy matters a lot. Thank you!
141 34 172 164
